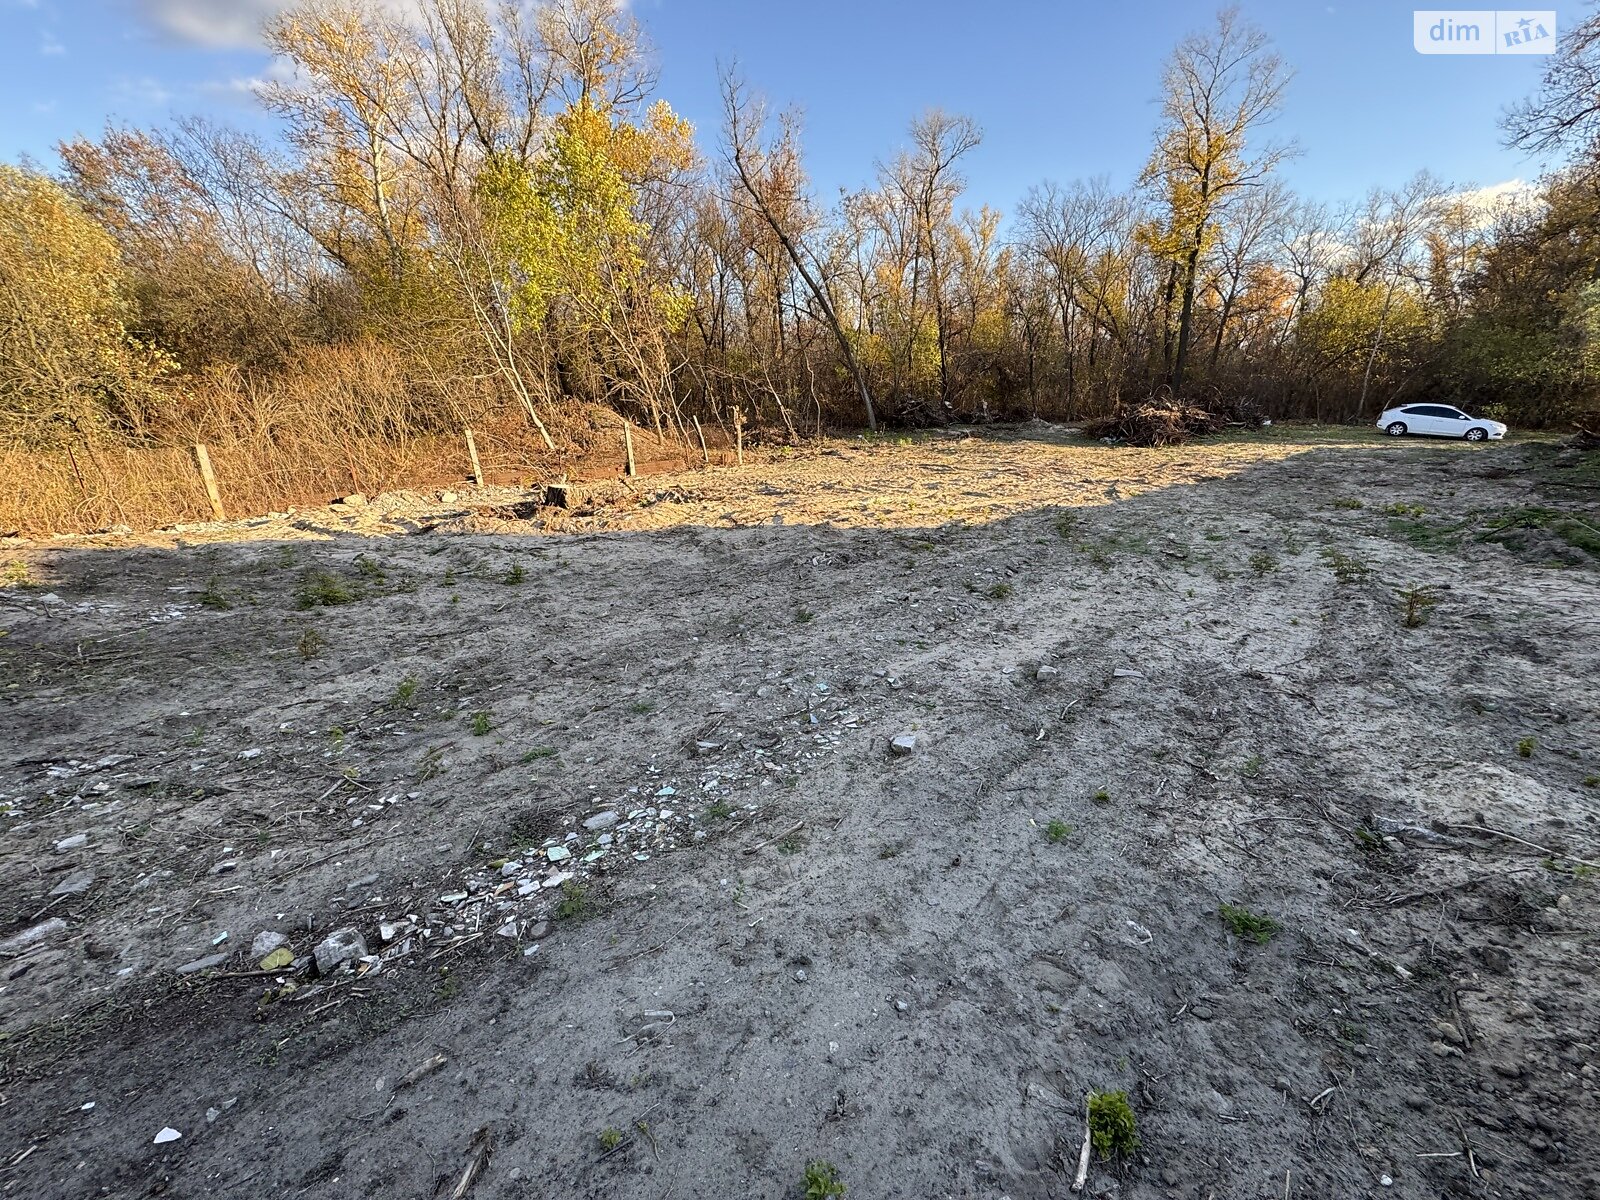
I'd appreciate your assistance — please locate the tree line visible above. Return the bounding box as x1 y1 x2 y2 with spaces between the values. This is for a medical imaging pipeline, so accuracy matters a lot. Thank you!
3 0 1598 460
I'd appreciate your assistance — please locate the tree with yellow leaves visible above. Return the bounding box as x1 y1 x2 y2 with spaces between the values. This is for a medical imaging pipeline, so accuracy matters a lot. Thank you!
1142 6 1292 390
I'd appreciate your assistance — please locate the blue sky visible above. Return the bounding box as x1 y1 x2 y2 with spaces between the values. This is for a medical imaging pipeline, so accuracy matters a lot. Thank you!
0 0 1566 210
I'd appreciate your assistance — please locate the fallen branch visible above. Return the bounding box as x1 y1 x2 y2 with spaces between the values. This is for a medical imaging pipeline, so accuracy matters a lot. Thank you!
1070 1096 1091 1192
741 820 804 855
450 1126 492 1199
1448 823 1600 871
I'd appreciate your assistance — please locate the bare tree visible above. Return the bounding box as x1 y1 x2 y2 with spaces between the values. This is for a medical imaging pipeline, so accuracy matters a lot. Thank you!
720 69 876 430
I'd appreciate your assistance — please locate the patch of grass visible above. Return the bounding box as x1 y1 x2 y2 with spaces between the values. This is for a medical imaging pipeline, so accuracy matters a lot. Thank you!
1054 511 1081 538
1220 902 1282 945
437 970 461 1000
392 675 419 707
1319 548 1370 584
469 709 492 736
522 747 558 763
1516 736 1536 758
1398 585 1438 629
1386 517 1467 553
296 628 327 661
630 700 655 715
441 567 457 586
1353 827 1385 852
1044 819 1072 844
503 563 527 585
1240 754 1264 779
776 833 804 854
1480 506 1600 560
795 608 815 623
597 1127 623 1152
416 746 445 782
1092 788 1111 806
1248 550 1278 575
1330 497 1365 510
1088 1090 1139 1160
1 560 36 588
986 582 1014 600
706 799 733 820
554 880 589 921
354 553 386 583
1383 501 1427 517
1584 775 1598 788
1540 857 1595 881
197 577 231 610
294 569 354 609
802 1160 846 1199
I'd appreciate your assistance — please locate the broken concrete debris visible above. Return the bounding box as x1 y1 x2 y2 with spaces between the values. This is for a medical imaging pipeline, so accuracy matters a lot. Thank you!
890 732 919 755
0 917 67 955
313 927 368 975
49 869 95 897
250 931 287 958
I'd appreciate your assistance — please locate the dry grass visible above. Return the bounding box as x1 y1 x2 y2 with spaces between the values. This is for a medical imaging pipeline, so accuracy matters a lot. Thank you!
0 342 714 535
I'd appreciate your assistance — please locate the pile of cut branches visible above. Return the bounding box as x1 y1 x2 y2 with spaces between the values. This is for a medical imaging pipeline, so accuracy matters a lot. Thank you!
1083 392 1226 448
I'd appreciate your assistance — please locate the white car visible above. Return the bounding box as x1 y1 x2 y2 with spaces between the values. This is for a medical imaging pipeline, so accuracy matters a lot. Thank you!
1378 403 1507 442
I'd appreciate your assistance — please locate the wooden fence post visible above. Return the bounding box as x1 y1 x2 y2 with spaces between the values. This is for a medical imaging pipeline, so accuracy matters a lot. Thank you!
620 417 636 477
464 428 485 487
193 443 225 521
692 416 710 468
733 408 745 466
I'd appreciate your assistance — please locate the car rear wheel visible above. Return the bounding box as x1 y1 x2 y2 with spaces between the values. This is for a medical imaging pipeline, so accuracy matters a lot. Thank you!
1464 427 1488 442
1385 422 1408 436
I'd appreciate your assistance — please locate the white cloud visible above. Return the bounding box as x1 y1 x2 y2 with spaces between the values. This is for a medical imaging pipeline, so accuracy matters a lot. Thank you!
110 74 175 106
1452 179 1537 224
40 31 64 55
128 0 441 47
130 0 290 48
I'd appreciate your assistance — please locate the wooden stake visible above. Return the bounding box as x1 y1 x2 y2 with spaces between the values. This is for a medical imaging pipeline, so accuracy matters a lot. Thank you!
193 443 225 522
464 428 485 487
621 417 636 477
692 416 710 468
733 408 745 466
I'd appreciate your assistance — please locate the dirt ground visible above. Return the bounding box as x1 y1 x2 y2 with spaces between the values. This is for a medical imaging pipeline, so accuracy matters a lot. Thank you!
0 424 1596 1200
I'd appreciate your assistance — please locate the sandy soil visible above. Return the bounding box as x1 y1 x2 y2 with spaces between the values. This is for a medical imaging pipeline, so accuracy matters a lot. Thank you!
0 425 1596 1200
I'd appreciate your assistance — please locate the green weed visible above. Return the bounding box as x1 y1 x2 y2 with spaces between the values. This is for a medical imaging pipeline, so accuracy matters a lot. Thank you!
1319 548 1370 584
554 880 589 920
1220 902 1282 945
1088 1090 1139 1160
294 570 354 609
802 1160 846 1199
469 709 492 736
1044 819 1072 844
1398 585 1438 628
296 628 327 660
198 577 231 610
1517 736 1536 758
